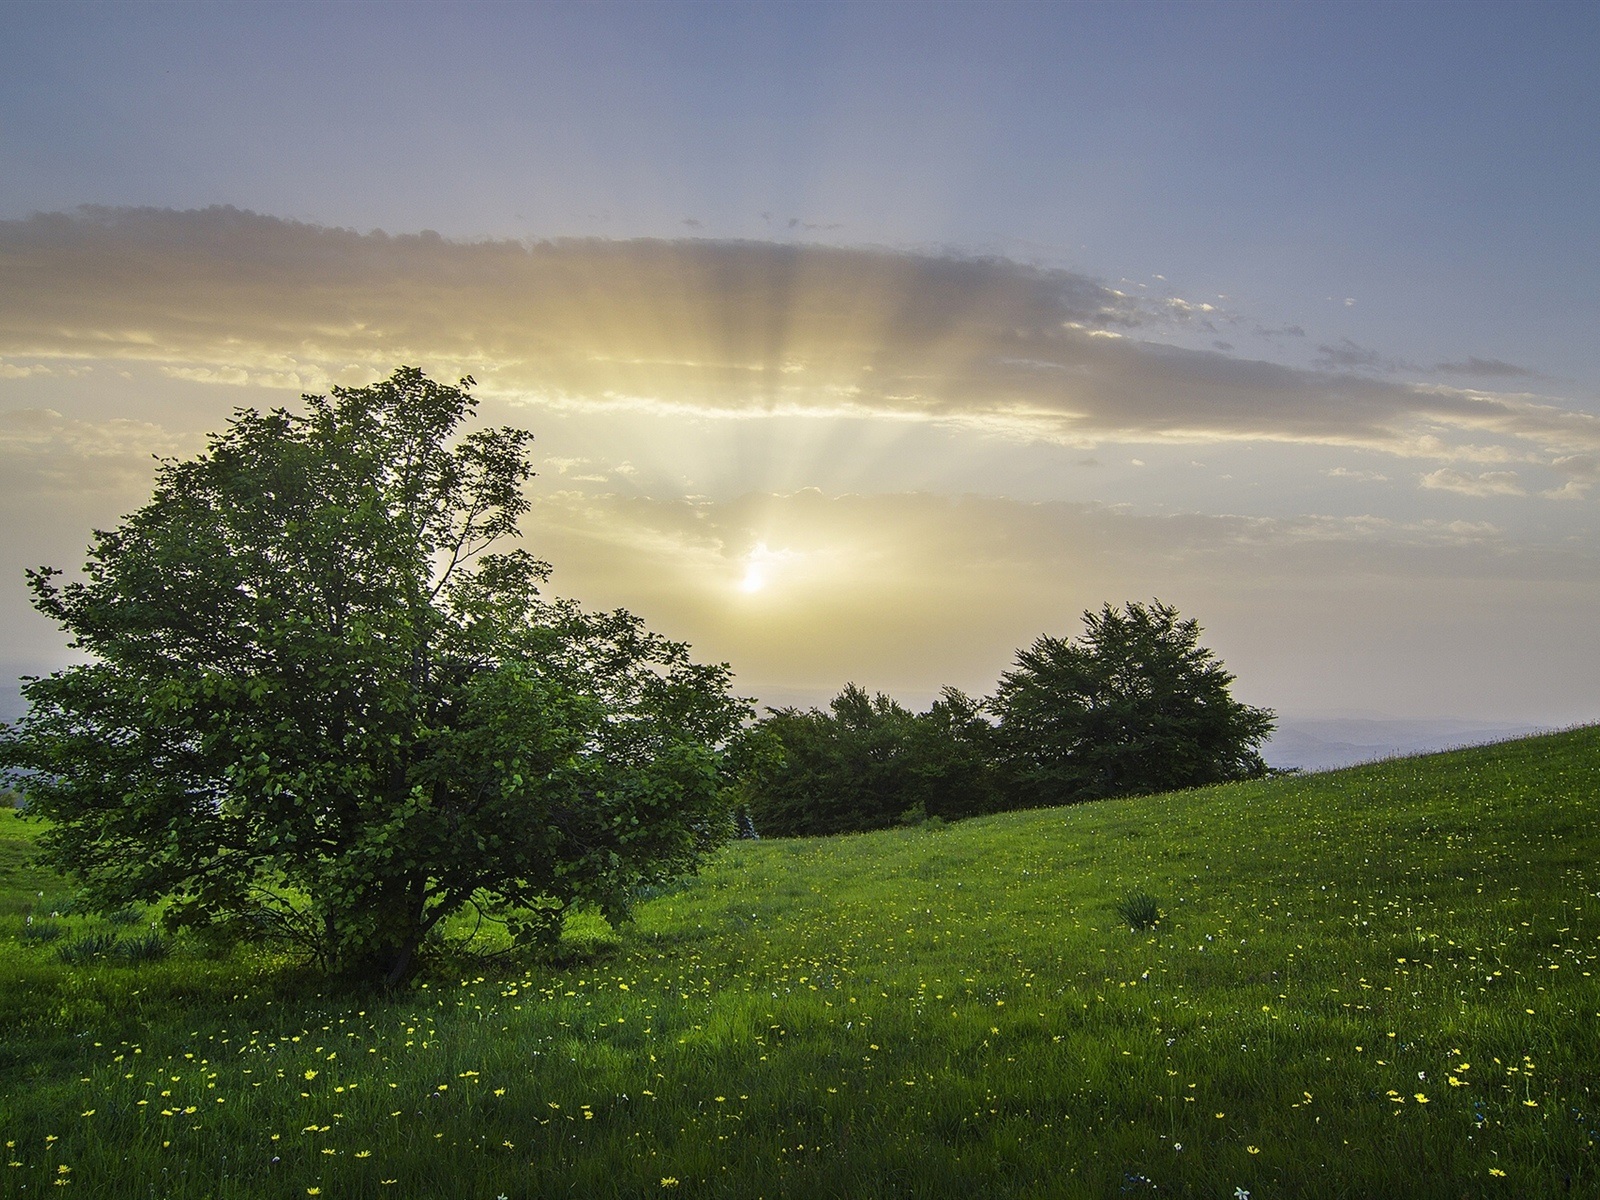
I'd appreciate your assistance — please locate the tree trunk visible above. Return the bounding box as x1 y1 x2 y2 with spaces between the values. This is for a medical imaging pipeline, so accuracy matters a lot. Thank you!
323 883 427 987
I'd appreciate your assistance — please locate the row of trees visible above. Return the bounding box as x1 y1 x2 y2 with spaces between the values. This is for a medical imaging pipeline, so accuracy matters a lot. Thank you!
737 685 1000 834
0 368 1273 984
739 600 1276 836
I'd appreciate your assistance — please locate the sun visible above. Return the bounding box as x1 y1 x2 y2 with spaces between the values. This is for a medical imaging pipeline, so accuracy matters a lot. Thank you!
738 541 780 594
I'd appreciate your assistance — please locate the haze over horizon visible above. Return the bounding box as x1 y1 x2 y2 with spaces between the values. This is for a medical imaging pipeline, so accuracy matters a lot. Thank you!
2 1 1597 747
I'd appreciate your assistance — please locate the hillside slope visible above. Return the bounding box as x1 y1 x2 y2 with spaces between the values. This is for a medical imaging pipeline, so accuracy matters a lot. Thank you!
1 727 1597 1197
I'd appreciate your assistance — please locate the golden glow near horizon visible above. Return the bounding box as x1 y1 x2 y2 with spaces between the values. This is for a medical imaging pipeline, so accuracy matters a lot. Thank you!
0 211 1597 725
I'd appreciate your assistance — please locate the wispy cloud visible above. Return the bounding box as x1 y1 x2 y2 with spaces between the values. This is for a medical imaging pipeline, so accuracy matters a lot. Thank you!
1324 466 1390 483
1434 356 1537 379
1253 324 1306 340
0 407 193 495
530 487 1590 605
516 485 1600 694
1314 338 1394 372
1418 468 1526 497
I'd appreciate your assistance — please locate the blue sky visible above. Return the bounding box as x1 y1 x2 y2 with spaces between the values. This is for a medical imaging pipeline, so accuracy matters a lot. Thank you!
2 1 1598 727
9 0 1597 376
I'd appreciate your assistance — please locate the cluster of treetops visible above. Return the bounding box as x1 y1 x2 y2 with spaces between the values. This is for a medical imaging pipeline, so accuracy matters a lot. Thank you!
730 598 1276 838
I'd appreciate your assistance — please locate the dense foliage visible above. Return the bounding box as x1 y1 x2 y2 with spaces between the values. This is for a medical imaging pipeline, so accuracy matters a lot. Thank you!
742 685 999 836
744 601 1272 834
0 368 747 984
992 600 1274 807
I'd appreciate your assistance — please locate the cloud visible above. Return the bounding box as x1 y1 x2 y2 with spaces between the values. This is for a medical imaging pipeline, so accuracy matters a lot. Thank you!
1323 466 1390 483
513 485 1599 695
1551 454 1599 477
1418 468 1526 497
2 207 1596 480
1543 480 1591 501
540 455 620 483
1540 454 1599 500
1312 338 1422 374
1314 339 1387 371
1434 356 1537 379
528 487 1586 614
0 407 190 495
1158 296 1220 322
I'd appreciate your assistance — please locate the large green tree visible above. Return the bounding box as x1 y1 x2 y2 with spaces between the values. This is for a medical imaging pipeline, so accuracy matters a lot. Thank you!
992 600 1274 807
0 368 747 984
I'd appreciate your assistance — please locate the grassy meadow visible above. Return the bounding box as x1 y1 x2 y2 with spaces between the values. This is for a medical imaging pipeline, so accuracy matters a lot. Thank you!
2 727 1598 1198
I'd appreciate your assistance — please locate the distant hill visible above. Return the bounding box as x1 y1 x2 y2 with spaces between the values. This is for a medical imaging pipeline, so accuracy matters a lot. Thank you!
1263 715 1547 771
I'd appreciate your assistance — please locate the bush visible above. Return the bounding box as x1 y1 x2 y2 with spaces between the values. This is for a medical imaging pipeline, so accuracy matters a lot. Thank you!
741 603 1276 837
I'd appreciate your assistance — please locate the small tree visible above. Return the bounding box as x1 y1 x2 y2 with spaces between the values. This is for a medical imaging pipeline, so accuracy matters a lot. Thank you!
992 600 1273 807
0 368 748 984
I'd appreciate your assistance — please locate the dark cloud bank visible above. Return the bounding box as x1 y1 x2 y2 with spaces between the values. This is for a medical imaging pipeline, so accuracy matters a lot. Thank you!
1 206 1595 475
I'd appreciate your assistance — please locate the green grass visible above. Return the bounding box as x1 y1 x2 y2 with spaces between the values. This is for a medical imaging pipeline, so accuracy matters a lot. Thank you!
1 728 1597 1197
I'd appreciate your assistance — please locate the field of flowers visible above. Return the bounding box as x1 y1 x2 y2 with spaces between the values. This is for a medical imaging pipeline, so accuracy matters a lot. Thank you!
2 726 1597 1198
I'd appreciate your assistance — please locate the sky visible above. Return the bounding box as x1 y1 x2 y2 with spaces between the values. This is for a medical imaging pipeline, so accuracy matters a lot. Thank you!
2 0 1598 738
